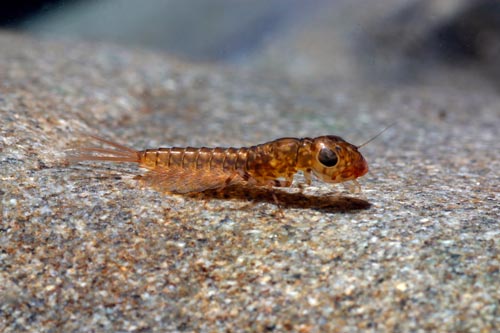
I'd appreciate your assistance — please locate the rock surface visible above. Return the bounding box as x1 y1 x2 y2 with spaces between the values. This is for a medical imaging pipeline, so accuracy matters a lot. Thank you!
0 3 499 332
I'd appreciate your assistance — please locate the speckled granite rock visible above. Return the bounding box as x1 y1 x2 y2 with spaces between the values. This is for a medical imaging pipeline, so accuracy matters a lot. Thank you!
0 24 498 333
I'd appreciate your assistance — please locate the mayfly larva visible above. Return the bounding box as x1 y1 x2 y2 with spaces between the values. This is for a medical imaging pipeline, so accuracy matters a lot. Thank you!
69 134 369 194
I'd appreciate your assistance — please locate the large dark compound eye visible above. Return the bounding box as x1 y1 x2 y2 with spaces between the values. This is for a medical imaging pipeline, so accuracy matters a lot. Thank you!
318 147 338 167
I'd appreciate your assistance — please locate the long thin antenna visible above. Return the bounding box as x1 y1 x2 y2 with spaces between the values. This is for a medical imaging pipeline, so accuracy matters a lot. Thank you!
357 121 397 149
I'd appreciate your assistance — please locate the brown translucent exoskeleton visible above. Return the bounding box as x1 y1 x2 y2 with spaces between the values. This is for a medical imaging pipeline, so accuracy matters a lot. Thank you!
70 135 368 194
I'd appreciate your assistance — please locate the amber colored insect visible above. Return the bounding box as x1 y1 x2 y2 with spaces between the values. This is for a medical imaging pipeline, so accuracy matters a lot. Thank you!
70 135 369 194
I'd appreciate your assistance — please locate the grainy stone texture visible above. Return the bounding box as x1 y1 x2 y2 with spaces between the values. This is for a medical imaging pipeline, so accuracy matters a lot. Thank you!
0 3 499 332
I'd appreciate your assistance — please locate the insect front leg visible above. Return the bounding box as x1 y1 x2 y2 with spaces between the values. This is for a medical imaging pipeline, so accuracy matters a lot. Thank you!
295 170 312 192
344 179 362 193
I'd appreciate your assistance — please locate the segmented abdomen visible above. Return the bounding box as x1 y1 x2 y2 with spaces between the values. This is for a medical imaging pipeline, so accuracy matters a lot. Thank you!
139 146 253 172
137 137 302 183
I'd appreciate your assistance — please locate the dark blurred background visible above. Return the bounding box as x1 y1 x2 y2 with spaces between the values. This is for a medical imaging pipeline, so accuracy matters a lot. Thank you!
2 0 500 87
0 0 311 62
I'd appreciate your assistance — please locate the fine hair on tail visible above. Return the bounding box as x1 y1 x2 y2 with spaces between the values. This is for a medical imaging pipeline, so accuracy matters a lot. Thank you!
67 135 139 164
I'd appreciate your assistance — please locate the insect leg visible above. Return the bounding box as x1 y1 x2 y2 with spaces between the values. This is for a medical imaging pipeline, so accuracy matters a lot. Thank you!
343 179 362 193
237 170 258 186
303 170 312 185
271 179 292 187
224 173 239 187
271 192 285 218
237 170 293 189
351 179 362 193
296 170 313 191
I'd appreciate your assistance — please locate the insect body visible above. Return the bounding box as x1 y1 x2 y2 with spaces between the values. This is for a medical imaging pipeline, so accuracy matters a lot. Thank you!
71 135 368 194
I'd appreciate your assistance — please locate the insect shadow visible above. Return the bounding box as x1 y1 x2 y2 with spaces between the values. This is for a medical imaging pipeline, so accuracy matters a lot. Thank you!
190 185 371 213
65 166 370 214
